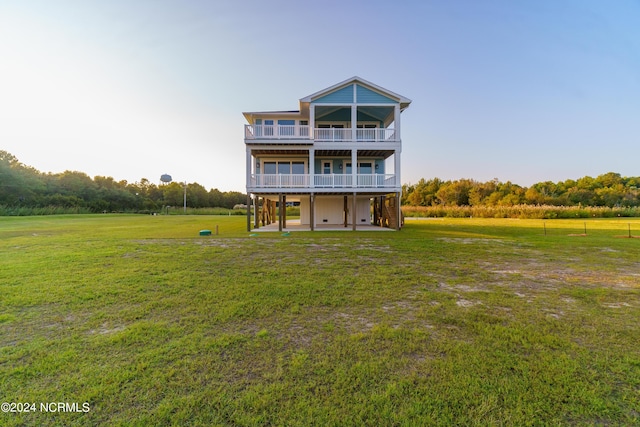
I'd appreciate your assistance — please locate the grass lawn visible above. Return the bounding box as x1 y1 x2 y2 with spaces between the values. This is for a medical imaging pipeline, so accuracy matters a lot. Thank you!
1 215 639 426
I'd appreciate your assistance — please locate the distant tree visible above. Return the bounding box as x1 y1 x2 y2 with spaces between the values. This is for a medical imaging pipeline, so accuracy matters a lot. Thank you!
436 179 474 206
162 182 185 207
223 191 247 209
208 188 224 207
596 172 623 188
186 183 209 208
469 179 498 206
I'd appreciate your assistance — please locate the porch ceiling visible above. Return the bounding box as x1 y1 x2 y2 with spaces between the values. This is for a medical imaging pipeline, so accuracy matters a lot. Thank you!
252 149 394 158
251 149 310 155
315 149 395 158
252 148 394 157
314 105 395 125
251 191 398 199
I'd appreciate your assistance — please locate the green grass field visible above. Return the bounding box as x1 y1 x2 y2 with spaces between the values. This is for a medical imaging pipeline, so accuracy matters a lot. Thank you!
1 215 639 426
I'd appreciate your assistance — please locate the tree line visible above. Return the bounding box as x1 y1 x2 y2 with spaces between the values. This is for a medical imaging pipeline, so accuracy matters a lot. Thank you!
3 149 639 215
0 151 246 213
402 173 640 208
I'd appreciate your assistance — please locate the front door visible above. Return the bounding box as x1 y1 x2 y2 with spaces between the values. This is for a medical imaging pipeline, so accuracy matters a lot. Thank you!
316 160 333 187
343 161 353 187
358 162 374 187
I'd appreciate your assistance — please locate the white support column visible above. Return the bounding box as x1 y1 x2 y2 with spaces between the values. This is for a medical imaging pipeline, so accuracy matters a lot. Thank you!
396 191 402 231
309 148 315 188
394 149 401 189
351 104 357 141
246 147 252 189
351 148 357 188
309 105 315 140
394 104 401 141
310 194 315 231
352 192 357 231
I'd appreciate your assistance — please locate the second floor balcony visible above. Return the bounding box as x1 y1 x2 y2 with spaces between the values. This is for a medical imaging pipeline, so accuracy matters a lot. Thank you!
249 173 398 191
245 125 397 142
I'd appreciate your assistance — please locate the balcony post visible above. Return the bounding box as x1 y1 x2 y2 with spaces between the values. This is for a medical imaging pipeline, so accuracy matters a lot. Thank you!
394 104 401 141
351 104 357 141
309 105 315 140
246 147 252 190
309 148 315 188
351 149 357 188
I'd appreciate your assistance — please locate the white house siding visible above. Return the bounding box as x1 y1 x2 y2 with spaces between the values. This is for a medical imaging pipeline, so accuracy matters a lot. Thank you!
354 197 370 224
309 196 370 226
299 197 310 225
315 197 344 225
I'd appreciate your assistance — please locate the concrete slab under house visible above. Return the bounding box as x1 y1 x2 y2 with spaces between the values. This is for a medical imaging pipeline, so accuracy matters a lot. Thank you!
244 76 411 231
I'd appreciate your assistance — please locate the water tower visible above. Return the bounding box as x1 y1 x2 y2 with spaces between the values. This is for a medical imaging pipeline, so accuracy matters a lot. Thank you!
159 173 187 213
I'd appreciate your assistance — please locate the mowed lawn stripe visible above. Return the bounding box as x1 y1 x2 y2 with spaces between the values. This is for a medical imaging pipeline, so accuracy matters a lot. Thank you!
1 215 638 426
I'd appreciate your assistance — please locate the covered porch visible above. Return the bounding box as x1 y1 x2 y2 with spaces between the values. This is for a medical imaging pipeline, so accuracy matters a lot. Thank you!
246 192 402 232
250 219 394 232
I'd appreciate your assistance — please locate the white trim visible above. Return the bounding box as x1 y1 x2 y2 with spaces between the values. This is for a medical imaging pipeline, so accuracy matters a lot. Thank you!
300 76 411 105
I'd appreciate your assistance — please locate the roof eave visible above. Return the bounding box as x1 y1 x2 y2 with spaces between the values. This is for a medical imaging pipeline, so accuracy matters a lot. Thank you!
300 76 412 106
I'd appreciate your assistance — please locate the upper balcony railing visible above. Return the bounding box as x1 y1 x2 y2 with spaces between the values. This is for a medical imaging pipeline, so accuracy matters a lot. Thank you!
245 125 397 142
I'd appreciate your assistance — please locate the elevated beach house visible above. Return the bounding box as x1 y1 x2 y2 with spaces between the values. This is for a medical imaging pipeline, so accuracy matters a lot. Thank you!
244 77 411 231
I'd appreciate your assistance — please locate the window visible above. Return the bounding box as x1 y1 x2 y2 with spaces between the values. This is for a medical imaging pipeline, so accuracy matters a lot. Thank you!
292 162 304 174
278 119 295 136
358 162 373 174
264 162 276 174
261 161 305 174
278 162 291 174
264 119 274 136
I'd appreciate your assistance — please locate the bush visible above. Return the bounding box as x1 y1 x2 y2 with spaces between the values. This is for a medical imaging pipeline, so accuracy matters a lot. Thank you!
401 205 640 219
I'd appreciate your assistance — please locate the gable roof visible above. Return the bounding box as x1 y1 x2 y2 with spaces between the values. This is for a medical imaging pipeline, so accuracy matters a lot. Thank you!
300 76 411 111
242 77 411 123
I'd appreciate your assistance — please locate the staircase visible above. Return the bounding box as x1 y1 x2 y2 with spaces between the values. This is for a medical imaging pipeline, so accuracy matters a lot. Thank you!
381 195 402 230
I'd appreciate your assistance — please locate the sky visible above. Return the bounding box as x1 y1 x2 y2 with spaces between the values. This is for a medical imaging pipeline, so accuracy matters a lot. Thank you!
1 0 639 192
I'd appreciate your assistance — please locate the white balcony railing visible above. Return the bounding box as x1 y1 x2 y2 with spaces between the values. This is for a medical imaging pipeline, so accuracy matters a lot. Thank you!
314 128 351 141
250 174 397 189
356 128 396 141
245 125 396 142
245 125 310 139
